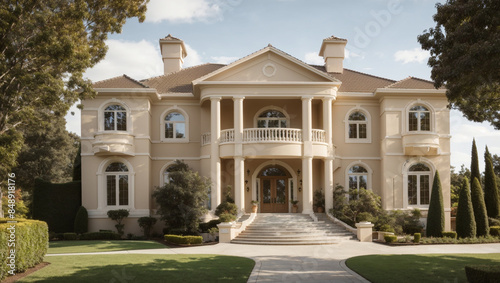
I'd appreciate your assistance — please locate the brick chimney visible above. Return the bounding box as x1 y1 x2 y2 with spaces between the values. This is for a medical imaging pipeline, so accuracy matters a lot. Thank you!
159 34 187 74
319 35 347 73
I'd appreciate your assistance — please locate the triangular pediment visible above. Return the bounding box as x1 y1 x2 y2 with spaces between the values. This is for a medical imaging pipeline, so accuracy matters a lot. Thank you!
193 46 339 84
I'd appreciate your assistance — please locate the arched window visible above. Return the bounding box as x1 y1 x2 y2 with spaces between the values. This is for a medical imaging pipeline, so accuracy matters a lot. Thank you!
105 162 129 206
164 112 186 139
348 112 367 139
348 165 368 191
407 163 431 205
409 105 430 131
257 110 287 128
104 105 127 131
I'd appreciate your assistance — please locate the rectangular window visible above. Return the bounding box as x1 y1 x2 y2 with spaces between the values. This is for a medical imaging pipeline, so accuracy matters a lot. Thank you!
104 112 114 131
409 113 419 131
420 175 430 205
116 112 127 131
107 176 116 205
359 124 367 139
421 112 430 131
119 175 128 205
359 175 367 190
175 123 186 138
349 124 357 138
408 175 417 205
348 176 358 190
165 123 174 138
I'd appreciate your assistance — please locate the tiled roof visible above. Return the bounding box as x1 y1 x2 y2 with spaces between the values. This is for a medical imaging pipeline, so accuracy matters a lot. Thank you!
93 74 148 89
323 35 348 41
161 34 182 41
310 65 395 92
385 76 439 89
141 63 225 93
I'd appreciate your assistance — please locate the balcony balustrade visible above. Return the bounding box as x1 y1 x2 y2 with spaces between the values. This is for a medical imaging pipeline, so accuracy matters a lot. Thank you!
202 128 327 145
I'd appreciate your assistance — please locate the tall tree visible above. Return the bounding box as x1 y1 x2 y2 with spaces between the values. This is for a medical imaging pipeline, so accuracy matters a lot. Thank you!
492 154 500 179
484 147 500 218
426 170 444 237
470 139 481 187
418 0 500 129
471 177 489 237
450 165 471 209
0 0 148 178
456 177 476 238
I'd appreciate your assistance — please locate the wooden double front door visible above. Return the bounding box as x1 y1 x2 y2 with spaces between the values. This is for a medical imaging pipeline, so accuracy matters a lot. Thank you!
260 176 288 213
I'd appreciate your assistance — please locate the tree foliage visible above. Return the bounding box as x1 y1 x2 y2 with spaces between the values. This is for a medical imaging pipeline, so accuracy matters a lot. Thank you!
153 160 209 235
73 143 82 181
331 186 381 225
426 170 445 237
456 177 476 238
484 147 500 218
450 165 470 210
0 0 148 176
418 0 500 129
470 138 481 188
471 177 489 237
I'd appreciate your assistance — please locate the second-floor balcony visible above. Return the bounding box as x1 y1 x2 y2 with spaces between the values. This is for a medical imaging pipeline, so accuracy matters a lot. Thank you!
402 131 440 156
203 128 326 145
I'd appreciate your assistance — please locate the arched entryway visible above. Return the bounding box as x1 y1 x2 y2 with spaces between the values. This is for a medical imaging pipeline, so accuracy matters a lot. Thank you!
258 166 291 213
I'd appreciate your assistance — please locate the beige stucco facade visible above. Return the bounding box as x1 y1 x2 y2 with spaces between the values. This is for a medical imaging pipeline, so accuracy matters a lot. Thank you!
81 35 451 235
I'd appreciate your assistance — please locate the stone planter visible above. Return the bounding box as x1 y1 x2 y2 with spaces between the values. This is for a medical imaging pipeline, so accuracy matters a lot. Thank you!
251 205 258 213
292 205 298 213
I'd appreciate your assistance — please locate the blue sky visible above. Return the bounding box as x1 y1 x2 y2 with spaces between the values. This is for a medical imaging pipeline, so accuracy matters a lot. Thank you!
66 0 500 172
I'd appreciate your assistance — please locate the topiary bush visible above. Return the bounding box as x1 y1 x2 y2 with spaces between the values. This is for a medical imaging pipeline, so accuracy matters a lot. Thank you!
384 234 398 243
107 209 129 237
456 177 477 238
164 234 203 245
73 206 88 234
63 233 77 240
465 265 500 283
426 170 445 238
413 233 421 243
215 190 238 218
471 177 490 237
490 226 500 237
138 216 157 238
442 231 458 239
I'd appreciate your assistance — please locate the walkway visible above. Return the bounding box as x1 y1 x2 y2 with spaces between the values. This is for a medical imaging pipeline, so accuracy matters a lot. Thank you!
48 241 500 283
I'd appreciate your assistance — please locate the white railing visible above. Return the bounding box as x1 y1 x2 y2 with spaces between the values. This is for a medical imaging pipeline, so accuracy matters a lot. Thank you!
220 129 235 144
311 129 326 143
201 132 211 146
243 128 302 143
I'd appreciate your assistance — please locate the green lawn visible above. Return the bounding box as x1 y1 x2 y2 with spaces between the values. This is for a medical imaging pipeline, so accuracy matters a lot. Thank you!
48 240 167 254
19 254 255 283
346 253 500 283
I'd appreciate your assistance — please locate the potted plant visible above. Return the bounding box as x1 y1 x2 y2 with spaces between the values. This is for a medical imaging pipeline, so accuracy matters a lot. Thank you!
314 188 325 213
251 200 259 213
290 200 299 213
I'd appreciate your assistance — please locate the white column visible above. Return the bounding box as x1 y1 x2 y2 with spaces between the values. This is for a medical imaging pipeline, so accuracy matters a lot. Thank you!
322 96 334 213
233 96 244 156
324 158 334 213
302 96 313 142
234 156 245 215
322 97 333 145
302 157 313 214
210 97 221 211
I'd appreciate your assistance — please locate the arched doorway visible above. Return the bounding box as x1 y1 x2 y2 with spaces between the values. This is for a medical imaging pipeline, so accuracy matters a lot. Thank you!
258 166 290 213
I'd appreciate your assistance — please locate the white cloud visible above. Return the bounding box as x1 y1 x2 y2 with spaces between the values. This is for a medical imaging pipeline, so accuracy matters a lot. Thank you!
210 56 239 64
303 52 324 65
394 48 430 64
146 0 224 23
65 103 81 136
345 48 363 59
84 39 163 82
183 44 204 67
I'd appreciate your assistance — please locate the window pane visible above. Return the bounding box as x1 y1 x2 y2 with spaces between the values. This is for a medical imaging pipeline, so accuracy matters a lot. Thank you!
349 112 366 121
107 176 116 206
259 110 285 118
410 105 428 111
260 167 287 176
104 112 114 131
257 120 266 128
359 175 368 190
408 175 417 205
106 162 128 172
359 124 367 139
409 163 430 172
263 180 271 204
165 112 185 122
349 124 357 138
106 105 125 111
268 120 279 128
420 112 430 131
280 120 287 128
119 175 128 205
176 123 186 138
349 165 368 173
165 123 173 138
116 111 126 131
276 179 286 204
163 172 170 184
348 176 358 190
420 175 430 205
409 112 419 131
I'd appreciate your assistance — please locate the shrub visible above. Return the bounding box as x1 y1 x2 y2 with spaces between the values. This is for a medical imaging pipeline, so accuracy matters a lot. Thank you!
0 219 48 281
490 226 500 237
484 148 500 218
138 216 157 238
426 170 445 238
164 234 203 245
356 212 373 223
199 219 221 233
489 218 500 226
107 209 129 237
471 177 490 237
314 188 325 211
384 234 398 243
378 224 395 233
215 189 238 217
219 213 237 223
413 233 421 243
73 206 88 234
442 231 458 239
63 233 77 240
79 231 121 240
456 177 477 238
465 265 500 283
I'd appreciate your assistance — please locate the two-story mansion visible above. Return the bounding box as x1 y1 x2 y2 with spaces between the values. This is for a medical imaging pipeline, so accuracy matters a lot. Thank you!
81 35 451 234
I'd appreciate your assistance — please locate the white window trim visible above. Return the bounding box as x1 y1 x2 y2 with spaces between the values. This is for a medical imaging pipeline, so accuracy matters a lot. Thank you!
344 160 373 192
160 107 189 143
402 158 435 209
344 107 372 144
403 100 436 134
97 157 135 211
97 99 132 133
159 161 175 187
253 106 290 128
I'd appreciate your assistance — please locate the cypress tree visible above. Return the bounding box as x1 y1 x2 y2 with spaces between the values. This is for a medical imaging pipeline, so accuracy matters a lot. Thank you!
72 143 81 181
456 177 476 238
471 177 489 236
470 138 480 188
426 170 444 237
484 147 500 218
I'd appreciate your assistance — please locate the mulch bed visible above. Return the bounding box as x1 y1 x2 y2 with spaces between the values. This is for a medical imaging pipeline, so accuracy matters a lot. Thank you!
3 262 50 283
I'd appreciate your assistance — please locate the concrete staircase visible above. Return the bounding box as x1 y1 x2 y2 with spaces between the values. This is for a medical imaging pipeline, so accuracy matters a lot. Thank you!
231 213 355 245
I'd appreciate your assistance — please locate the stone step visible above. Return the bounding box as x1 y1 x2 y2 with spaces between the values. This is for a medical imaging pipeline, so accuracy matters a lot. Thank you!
231 239 342 245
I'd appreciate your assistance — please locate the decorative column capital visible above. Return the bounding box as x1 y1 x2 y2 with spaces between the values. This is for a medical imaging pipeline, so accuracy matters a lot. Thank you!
210 96 222 102
301 95 314 101
232 96 245 101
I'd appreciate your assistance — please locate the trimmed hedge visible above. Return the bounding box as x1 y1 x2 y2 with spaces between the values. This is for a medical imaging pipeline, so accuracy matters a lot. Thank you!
0 219 48 281
413 233 421 243
63 233 77 240
74 206 88 234
465 265 500 283
490 226 500 237
32 179 81 233
164 234 203 245
79 231 121 240
442 231 458 239
384 234 398 243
